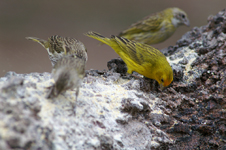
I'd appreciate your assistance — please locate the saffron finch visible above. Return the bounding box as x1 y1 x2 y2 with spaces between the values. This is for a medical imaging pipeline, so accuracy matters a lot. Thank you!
85 31 173 89
26 35 87 66
46 55 86 99
118 7 190 45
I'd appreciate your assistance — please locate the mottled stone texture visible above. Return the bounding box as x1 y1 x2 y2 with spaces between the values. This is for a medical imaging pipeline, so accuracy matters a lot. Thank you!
0 9 226 150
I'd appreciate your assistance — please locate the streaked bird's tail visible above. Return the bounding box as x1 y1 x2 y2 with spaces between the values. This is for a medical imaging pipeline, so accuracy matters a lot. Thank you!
26 37 48 48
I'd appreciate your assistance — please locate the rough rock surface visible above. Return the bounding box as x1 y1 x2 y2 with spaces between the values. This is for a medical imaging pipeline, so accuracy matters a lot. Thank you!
0 9 226 150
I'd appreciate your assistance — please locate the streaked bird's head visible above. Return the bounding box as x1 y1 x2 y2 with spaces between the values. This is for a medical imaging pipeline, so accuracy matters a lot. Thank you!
170 7 190 27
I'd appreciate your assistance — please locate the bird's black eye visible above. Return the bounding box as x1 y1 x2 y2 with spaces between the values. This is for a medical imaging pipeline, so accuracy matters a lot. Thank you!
181 14 185 19
161 78 164 83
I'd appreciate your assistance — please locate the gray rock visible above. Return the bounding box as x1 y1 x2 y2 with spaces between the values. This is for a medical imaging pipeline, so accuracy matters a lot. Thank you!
0 71 173 150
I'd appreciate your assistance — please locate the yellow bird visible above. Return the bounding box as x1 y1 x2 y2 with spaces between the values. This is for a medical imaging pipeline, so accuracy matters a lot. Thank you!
26 35 87 66
85 31 173 89
118 7 190 45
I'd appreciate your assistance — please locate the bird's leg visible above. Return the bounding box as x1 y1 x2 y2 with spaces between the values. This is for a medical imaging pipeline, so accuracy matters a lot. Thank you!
71 87 80 116
140 77 159 92
75 87 79 101
131 74 142 79
121 71 142 80
121 73 133 79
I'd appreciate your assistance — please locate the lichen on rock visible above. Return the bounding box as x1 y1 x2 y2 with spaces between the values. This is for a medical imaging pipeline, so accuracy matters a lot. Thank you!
0 8 226 150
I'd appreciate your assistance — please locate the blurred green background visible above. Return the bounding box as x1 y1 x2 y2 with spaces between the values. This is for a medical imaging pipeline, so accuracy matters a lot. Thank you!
0 1 225 77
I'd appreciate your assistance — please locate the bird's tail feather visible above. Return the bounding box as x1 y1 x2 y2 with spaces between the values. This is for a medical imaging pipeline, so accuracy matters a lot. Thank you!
84 31 112 46
26 37 47 48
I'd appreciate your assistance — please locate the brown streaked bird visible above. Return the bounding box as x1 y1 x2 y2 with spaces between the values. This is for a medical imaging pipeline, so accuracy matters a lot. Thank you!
46 55 86 100
118 7 190 45
26 35 88 66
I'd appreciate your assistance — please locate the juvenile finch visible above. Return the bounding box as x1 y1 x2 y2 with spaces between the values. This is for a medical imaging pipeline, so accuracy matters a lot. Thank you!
118 7 190 45
26 35 88 66
85 31 173 89
46 55 86 100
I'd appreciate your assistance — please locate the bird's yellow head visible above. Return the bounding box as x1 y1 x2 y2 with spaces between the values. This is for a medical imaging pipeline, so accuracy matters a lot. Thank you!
155 65 173 90
169 7 190 27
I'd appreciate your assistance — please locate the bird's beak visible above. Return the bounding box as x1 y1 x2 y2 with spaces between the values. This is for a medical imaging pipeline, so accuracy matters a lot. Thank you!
184 19 190 27
159 84 164 91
